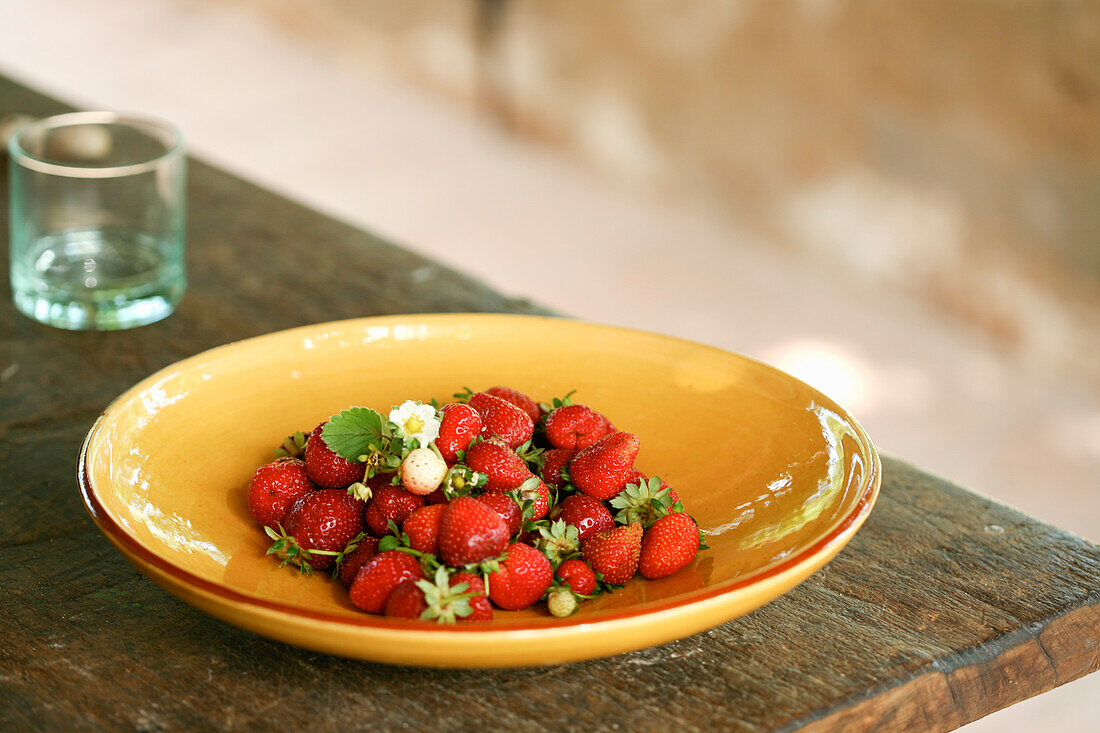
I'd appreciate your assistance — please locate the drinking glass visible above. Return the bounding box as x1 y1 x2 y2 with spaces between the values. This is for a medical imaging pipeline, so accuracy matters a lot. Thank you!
8 112 186 330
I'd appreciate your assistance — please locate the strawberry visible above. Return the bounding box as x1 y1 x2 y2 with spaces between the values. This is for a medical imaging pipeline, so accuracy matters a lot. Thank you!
424 487 449 505
544 404 613 450
553 493 615 542
541 448 575 488
247 457 316 528
364 485 425 536
451 571 493 621
638 512 700 579
438 496 510 566
484 386 540 424
349 550 425 613
468 392 534 449
464 437 535 492
400 447 448 495
488 542 553 611
304 422 364 489
382 579 428 619
570 431 639 501
401 503 446 554
435 403 482 464
555 558 597 595
474 492 522 537
336 535 380 587
271 489 366 571
582 522 642 585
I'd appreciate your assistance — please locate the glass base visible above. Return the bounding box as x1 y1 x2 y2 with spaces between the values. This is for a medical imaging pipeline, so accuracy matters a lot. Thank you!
13 289 183 330
11 228 186 331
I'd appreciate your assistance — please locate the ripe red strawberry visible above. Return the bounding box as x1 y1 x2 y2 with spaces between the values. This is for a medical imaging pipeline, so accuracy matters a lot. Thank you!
464 437 535 492
474 492 522 536
337 535 380 587
582 522 642 585
638 512 700 579
435 403 482 464
488 542 553 611
438 497 510 566
383 579 428 619
451 571 493 621
304 422 364 488
401 503 446 554
626 468 680 504
364 485 425 536
541 448 575 488
555 559 597 596
468 392 534 449
279 489 366 570
570 431 640 501
349 550 424 613
484 386 540 424
247 457 316 528
544 404 614 450
553 494 615 542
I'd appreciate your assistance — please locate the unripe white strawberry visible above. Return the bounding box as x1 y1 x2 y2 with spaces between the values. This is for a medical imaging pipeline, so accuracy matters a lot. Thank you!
546 588 578 617
400 447 448 495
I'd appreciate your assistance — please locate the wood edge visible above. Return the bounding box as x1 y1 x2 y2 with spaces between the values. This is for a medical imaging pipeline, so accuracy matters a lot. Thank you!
789 600 1100 732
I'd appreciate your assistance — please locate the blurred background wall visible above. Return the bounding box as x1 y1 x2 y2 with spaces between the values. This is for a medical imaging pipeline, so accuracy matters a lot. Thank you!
235 0 1100 385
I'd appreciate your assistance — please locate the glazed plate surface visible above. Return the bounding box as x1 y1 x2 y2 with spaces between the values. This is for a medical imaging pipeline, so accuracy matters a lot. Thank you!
79 314 880 667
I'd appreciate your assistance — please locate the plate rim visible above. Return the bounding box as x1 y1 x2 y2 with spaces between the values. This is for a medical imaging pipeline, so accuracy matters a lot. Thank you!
78 313 881 635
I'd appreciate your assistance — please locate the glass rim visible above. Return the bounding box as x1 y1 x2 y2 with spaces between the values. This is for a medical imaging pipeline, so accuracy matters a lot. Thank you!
8 111 184 178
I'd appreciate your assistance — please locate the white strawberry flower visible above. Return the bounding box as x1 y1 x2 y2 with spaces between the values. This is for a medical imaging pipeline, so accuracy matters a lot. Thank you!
400 447 449 495
388 400 441 446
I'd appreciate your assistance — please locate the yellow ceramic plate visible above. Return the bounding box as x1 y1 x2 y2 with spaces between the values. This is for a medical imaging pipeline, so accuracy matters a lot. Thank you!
79 314 879 667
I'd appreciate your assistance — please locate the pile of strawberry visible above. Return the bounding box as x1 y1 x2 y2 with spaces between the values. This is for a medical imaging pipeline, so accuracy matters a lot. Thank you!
246 387 705 623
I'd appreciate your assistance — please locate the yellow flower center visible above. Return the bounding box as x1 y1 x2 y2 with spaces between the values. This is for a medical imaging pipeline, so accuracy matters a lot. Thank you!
403 415 424 435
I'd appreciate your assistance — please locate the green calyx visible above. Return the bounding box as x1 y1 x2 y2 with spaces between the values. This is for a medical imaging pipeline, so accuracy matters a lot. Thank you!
515 440 545 471
263 524 338 578
329 531 369 579
534 519 581 568
273 430 308 459
441 464 486 499
415 566 478 624
609 477 679 527
537 390 576 415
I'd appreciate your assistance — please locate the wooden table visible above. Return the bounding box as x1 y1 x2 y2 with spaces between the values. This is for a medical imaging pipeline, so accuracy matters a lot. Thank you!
2 74 1097 732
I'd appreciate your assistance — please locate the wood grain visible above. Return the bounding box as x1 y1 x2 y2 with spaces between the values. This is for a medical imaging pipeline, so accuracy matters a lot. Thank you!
1 74 1098 732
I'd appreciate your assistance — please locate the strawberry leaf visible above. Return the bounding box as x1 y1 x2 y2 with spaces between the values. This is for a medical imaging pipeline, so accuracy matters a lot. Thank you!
321 407 392 461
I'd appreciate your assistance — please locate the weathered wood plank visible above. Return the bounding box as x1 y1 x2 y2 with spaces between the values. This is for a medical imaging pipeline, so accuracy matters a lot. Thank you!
1 74 1097 732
